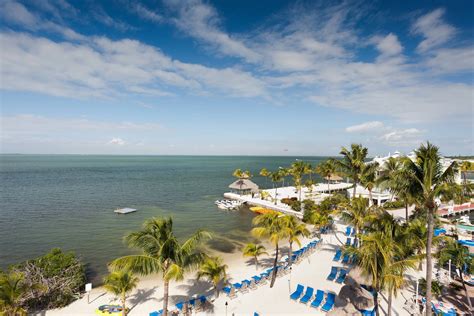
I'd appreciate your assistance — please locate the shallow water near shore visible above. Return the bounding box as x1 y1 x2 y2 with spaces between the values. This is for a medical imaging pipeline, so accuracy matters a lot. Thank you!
0 154 328 283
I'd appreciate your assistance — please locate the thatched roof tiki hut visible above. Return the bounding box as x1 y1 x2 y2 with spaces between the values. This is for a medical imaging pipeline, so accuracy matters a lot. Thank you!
228 179 259 195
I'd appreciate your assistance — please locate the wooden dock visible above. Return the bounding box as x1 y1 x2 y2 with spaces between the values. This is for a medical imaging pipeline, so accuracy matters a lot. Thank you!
114 208 137 214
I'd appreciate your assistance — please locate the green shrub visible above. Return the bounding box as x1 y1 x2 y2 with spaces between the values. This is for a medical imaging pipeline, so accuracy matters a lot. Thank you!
9 248 86 312
382 200 405 209
281 197 297 205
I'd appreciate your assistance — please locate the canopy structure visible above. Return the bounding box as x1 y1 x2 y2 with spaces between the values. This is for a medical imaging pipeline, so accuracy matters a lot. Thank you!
228 179 259 195
325 174 343 182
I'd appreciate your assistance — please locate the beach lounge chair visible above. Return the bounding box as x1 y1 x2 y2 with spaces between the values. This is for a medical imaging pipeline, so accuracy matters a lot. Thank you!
342 254 350 264
336 269 347 283
223 286 237 299
252 275 263 285
345 226 351 236
333 249 342 261
361 309 375 316
175 302 184 312
310 290 325 308
239 280 250 292
242 279 255 290
321 293 336 312
149 310 163 316
189 298 196 309
345 238 351 246
233 282 243 291
299 286 314 304
327 267 338 281
290 284 304 300
195 296 207 312
351 227 356 236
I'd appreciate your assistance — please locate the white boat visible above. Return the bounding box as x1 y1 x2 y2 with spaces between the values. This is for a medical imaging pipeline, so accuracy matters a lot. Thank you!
214 199 242 210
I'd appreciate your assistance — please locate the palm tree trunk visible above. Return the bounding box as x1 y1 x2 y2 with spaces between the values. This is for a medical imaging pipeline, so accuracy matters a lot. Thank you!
425 207 434 316
327 179 330 194
275 186 278 205
387 289 393 316
122 292 126 316
163 279 170 316
418 249 423 271
270 243 279 288
373 290 379 316
368 188 373 206
352 184 356 200
288 241 293 266
459 270 473 311
405 201 409 222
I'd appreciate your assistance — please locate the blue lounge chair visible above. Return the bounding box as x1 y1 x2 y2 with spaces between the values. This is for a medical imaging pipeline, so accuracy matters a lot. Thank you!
345 238 351 246
342 254 350 264
189 298 196 308
327 267 338 281
149 310 163 316
336 269 347 283
361 309 375 316
233 282 242 290
321 293 336 312
345 226 351 236
310 290 325 308
223 286 236 298
176 302 184 311
252 275 262 283
199 296 207 304
290 284 304 300
351 227 356 236
333 249 342 261
299 287 314 304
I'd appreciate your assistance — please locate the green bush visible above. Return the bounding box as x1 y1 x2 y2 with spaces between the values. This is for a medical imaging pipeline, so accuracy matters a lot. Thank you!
382 200 405 209
281 197 297 205
8 248 86 312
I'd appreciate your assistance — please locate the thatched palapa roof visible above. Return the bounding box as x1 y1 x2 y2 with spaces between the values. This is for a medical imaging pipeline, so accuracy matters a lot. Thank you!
228 179 259 192
325 174 343 181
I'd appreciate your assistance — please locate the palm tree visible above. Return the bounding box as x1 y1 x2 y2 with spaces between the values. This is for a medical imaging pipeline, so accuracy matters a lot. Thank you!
0 271 27 316
404 142 457 316
334 144 368 199
196 256 228 298
251 211 289 288
360 162 379 206
233 169 251 179
316 160 336 193
260 168 270 187
242 243 268 270
306 211 331 236
282 215 310 266
339 197 374 237
437 239 473 310
110 217 211 316
289 160 308 201
460 161 472 184
103 270 139 316
270 171 284 205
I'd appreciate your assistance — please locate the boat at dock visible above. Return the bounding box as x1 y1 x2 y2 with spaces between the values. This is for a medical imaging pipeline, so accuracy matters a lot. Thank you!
214 199 242 210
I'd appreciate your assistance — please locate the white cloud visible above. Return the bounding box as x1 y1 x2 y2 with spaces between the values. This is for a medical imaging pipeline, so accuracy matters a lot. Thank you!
373 33 403 58
107 137 125 146
163 0 260 62
425 46 474 74
345 121 384 133
412 8 456 52
380 128 423 146
132 3 163 23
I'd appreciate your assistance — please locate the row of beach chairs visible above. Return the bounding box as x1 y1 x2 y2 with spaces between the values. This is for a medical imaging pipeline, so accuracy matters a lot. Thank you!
333 249 356 265
223 239 322 299
345 226 356 236
149 295 208 316
327 267 347 284
290 284 336 312
345 237 358 247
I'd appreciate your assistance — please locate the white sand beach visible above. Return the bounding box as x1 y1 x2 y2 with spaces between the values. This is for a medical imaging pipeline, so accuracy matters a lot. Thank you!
44 222 419 316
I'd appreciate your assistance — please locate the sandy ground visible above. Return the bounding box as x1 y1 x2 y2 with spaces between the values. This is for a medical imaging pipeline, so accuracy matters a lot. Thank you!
43 221 469 316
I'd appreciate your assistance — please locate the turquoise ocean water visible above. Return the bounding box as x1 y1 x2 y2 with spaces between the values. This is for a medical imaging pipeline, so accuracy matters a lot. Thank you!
0 155 327 283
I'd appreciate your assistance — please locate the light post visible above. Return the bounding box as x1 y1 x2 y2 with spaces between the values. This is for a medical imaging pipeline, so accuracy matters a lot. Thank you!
288 266 292 293
448 259 452 282
415 279 419 303
225 301 228 316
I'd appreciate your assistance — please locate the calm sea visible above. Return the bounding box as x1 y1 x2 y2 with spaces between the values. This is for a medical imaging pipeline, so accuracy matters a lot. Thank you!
0 155 327 283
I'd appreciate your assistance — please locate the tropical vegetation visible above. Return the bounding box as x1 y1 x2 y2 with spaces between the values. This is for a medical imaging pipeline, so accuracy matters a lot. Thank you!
242 243 268 270
196 256 228 298
103 270 139 316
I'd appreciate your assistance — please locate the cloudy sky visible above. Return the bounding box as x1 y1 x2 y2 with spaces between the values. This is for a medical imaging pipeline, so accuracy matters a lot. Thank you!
1 0 473 156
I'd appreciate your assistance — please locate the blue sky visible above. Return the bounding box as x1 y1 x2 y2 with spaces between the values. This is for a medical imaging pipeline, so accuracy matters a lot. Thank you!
1 0 473 156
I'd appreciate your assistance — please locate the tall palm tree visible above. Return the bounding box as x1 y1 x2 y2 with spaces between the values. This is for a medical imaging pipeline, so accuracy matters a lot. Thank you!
360 162 379 206
437 239 473 310
196 256 228 298
110 217 211 316
270 171 283 205
460 161 472 184
259 168 270 187
290 160 308 201
334 144 369 199
242 243 268 270
103 270 139 316
316 160 336 193
0 272 27 316
404 142 457 316
233 169 251 179
339 197 375 237
251 211 289 288
282 215 310 266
